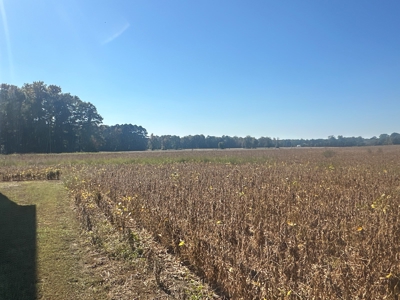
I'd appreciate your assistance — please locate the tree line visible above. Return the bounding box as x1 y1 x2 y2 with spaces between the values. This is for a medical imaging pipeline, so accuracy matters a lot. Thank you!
0 82 147 153
148 133 400 150
1 82 399 154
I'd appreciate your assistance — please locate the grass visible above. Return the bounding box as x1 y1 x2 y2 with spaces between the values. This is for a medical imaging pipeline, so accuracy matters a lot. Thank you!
1 147 394 169
0 181 107 300
0 148 278 167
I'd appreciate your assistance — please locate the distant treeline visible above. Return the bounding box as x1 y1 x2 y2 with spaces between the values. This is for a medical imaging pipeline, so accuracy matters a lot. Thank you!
149 133 400 150
1 82 399 154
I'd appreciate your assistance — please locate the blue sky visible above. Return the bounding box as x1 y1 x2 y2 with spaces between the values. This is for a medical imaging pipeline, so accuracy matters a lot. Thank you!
0 0 399 139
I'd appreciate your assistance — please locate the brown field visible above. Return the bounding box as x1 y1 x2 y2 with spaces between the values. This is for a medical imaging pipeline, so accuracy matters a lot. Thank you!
2 146 400 299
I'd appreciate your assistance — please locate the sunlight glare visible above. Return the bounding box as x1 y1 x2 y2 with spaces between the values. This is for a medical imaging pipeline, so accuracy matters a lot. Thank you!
0 0 14 82
102 22 130 45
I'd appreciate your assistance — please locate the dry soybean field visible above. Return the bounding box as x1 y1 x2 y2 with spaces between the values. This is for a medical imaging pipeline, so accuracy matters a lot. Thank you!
2 146 400 299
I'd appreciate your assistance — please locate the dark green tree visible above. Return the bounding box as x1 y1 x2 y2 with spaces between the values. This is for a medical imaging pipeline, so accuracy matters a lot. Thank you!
148 134 161 150
101 124 148 151
0 81 108 153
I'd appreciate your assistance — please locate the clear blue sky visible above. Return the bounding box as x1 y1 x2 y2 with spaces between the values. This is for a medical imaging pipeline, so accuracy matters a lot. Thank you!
1 0 399 139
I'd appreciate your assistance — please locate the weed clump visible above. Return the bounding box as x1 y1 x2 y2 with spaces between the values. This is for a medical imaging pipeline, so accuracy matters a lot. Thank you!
322 149 336 158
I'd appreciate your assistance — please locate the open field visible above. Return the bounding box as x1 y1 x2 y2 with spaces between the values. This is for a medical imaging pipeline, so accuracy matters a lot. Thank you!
1 146 400 299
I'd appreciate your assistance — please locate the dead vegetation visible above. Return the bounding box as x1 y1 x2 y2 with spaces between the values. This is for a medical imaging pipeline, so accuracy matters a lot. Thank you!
71 179 219 299
66 147 400 299
0 166 61 181
2 147 400 299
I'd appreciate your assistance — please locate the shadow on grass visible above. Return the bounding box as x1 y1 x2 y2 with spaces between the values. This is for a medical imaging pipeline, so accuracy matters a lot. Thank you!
0 192 36 300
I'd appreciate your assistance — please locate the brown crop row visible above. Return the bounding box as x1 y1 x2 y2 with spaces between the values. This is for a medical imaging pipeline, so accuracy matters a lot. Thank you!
0 166 61 181
60 147 400 298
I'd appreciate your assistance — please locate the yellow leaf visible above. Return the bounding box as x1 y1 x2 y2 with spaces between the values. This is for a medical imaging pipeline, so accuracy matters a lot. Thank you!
252 280 260 286
216 220 223 224
287 221 296 226
179 240 185 246
287 290 292 296
386 273 393 279
356 226 363 232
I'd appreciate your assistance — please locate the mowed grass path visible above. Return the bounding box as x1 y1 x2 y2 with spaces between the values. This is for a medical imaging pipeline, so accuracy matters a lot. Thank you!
0 181 107 300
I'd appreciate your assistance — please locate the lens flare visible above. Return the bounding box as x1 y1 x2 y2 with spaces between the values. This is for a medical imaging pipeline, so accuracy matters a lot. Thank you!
0 0 14 82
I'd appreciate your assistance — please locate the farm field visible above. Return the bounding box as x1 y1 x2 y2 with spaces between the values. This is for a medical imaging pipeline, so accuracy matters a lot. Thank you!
1 146 400 299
